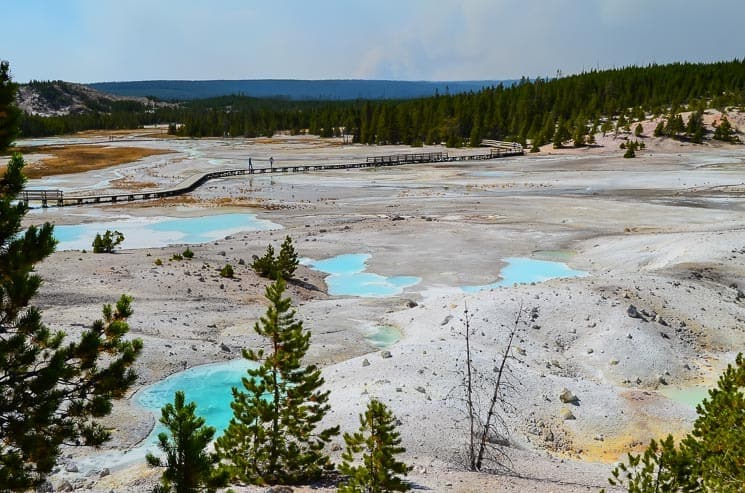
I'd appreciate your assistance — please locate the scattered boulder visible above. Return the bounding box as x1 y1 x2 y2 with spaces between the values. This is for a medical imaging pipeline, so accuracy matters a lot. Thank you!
362 358 370 367
627 304 644 320
560 408 576 420
405 299 418 308
441 315 453 326
220 342 231 353
559 388 579 404
57 481 73 492
64 462 78 473
381 350 392 359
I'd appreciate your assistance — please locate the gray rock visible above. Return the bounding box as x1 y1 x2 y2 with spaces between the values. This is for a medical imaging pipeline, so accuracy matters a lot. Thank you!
405 300 418 308
64 462 78 473
560 408 576 420
362 358 370 367
415 386 426 393
381 350 392 359
220 342 231 352
99 468 110 477
627 304 644 319
441 315 453 326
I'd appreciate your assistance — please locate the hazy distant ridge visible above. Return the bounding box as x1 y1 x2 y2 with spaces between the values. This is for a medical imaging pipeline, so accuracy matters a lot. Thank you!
88 79 512 101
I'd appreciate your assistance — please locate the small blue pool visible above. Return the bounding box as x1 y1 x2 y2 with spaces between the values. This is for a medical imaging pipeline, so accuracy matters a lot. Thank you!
366 326 402 348
462 257 586 292
303 253 420 297
51 213 281 250
137 359 258 443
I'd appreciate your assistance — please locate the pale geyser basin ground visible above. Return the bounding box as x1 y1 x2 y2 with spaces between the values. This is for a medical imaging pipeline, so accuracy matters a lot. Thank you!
22 134 745 492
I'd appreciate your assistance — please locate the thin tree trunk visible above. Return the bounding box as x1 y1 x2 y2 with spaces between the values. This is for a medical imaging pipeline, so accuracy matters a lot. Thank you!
475 304 522 470
463 304 476 470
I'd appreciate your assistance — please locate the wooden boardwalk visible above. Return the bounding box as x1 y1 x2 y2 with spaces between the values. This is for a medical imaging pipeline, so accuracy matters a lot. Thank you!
19 147 524 207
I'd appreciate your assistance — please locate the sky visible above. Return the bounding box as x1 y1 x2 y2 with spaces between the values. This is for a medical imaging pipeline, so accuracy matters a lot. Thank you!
3 0 745 83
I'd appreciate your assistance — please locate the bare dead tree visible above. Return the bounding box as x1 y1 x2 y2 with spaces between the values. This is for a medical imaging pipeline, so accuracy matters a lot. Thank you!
463 302 476 470
456 302 525 473
476 303 522 471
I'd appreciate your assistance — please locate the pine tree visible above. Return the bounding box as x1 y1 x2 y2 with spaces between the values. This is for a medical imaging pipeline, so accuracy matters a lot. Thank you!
251 244 276 278
552 118 570 148
277 235 299 280
339 399 410 493
91 229 125 253
146 391 228 493
713 115 739 143
215 278 339 485
0 61 20 151
0 70 142 490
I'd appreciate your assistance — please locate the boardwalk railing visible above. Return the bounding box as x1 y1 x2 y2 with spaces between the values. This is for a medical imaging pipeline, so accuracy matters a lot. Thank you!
19 146 524 207
20 189 64 207
365 151 446 164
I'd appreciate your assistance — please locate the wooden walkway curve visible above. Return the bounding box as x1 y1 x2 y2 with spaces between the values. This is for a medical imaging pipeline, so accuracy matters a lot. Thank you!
19 147 524 207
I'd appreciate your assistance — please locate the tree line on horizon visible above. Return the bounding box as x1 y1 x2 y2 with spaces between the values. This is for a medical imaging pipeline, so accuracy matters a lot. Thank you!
16 59 745 146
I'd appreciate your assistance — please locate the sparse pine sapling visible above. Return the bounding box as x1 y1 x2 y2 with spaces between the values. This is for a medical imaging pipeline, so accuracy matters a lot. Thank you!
92 229 125 253
146 391 228 493
277 235 299 280
251 244 276 278
339 399 410 493
215 278 339 485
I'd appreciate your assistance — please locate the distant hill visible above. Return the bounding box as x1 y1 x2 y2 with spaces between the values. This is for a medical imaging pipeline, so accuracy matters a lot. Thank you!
17 80 150 117
87 79 512 101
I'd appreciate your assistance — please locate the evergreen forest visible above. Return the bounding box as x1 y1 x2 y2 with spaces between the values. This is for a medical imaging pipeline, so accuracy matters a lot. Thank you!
18 60 745 147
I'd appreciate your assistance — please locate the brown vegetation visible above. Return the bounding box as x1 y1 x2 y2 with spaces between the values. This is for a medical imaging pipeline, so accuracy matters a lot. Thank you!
1 145 172 178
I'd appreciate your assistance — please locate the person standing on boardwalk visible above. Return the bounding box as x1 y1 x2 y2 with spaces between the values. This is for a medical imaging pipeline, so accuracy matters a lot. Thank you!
269 156 274 170
248 157 253 173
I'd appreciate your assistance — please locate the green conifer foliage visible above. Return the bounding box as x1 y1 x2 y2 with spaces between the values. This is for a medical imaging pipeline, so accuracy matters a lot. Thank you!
339 399 410 493
215 278 339 485
146 391 228 493
0 61 20 151
277 235 299 280
0 70 142 490
251 244 276 278
713 115 739 143
251 236 299 281
552 118 570 148
91 229 125 253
